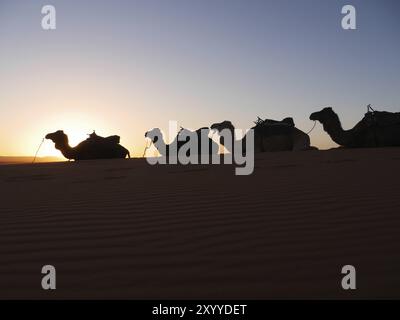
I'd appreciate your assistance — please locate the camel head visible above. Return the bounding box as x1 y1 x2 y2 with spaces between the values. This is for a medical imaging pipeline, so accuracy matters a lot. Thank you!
45 130 69 146
145 128 163 144
210 121 235 133
309 107 336 123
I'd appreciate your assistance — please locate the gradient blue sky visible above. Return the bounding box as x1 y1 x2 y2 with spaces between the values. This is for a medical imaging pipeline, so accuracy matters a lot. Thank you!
0 0 399 156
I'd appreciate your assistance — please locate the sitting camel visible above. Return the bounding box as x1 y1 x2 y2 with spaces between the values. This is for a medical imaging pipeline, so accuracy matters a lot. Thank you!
211 117 316 153
45 130 130 160
310 106 400 148
144 127 219 158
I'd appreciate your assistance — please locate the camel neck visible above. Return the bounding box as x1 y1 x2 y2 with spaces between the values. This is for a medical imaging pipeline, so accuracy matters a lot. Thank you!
219 129 235 153
322 117 353 147
154 139 168 156
55 142 75 159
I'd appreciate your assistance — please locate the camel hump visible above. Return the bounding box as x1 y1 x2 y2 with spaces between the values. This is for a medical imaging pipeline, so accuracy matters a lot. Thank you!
363 110 400 128
105 135 120 144
178 127 209 137
87 132 121 144
281 117 295 127
254 117 295 128
195 127 210 135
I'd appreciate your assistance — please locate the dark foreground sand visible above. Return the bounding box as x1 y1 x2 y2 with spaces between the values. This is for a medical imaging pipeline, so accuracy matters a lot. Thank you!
1 148 400 299
0 156 61 165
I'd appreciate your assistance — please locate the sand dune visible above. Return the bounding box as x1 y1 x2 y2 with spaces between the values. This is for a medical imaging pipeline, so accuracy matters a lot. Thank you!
1 148 400 299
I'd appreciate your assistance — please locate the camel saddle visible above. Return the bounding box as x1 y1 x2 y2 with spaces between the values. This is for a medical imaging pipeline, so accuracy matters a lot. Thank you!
364 110 400 128
87 131 120 145
253 116 295 136
254 116 295 127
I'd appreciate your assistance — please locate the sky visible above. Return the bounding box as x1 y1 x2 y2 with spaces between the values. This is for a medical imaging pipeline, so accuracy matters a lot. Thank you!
0 0 399 157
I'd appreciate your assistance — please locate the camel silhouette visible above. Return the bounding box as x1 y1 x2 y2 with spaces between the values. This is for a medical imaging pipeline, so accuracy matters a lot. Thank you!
144 127 219 158
211 117 316 153
309 106 400 148
45 130 130 160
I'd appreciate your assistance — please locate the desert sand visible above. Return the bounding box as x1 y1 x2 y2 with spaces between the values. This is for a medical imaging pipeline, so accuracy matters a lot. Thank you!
0 156 61 165
0 148 400 299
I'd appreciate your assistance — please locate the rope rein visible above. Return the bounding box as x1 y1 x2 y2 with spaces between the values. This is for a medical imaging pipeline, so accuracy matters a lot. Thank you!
305 121 317 135
32 138 45 164
142 140 153 158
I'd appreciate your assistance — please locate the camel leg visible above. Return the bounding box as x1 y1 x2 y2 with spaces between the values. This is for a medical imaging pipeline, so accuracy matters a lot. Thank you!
292 132 311 151
292 139 307 151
